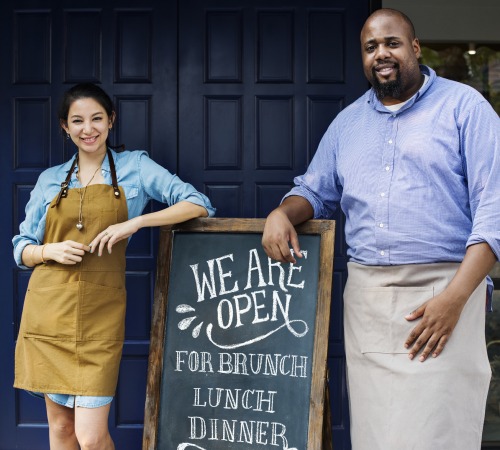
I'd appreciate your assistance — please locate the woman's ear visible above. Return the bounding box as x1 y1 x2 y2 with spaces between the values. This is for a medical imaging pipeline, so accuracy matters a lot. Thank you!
109 112 116 128
60 120 69 134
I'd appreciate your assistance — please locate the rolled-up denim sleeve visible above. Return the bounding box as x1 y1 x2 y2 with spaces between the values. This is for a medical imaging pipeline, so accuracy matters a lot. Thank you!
137 152 216 216
12 179 48 269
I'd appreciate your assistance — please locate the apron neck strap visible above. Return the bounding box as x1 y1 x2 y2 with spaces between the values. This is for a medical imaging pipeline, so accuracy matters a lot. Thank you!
107 149 121 198
52 149 120 207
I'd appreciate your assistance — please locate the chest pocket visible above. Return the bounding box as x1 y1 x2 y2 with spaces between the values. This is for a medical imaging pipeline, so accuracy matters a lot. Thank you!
123 185 139 200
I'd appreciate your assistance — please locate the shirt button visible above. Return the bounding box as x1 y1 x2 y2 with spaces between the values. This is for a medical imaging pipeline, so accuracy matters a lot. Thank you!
379 223 384 228
385 166 390 171
380 192 385 197
380 250 385 256
388 139 393 144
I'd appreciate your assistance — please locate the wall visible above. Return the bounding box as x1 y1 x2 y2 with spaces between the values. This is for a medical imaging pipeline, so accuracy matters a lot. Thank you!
382 0 500 42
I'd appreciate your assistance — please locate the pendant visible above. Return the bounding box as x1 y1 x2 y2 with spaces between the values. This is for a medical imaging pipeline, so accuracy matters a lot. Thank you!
76 221 83 231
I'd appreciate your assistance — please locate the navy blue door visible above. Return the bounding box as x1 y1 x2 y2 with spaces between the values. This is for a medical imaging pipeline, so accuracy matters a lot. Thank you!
0 1 374 449
177 2 371 447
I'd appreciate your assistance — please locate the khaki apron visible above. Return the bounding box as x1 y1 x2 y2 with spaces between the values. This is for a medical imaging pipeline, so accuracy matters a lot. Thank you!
344 261 491 450
14 155 128 396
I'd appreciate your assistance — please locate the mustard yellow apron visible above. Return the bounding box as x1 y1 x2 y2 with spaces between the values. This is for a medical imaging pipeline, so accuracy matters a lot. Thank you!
15 154 128 396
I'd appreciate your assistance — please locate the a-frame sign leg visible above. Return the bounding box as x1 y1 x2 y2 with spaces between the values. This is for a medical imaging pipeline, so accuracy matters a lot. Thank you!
322 368 333 450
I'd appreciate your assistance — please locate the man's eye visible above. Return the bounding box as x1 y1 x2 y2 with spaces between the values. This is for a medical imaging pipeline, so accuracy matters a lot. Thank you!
366 46 375 53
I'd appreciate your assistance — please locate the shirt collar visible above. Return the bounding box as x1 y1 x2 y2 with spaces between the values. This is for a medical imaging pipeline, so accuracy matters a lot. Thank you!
64 148 114 174
368 65 436 114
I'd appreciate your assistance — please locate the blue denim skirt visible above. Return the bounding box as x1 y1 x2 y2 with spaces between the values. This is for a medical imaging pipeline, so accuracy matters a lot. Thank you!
28 391 113 408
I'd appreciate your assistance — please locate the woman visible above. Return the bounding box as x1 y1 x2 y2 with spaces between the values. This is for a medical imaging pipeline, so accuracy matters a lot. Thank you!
12 83 215 449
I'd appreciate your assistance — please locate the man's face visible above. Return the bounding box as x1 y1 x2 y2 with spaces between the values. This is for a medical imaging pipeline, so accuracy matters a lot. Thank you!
360 13 422 103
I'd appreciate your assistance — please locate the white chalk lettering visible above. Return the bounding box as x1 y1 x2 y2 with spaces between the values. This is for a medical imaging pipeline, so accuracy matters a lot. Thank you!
188 417 289 447
217 352 308 378
217 299 233 329
193 387 206 407
233 294 252 327
216 290 293 331
267 258 287 292
287 250 307 289
215 254 239 295
252 290 268 324
192 387 276 413
190 260 217 302
244 248 267 290
190 254 239 302
176 351 214 373
189 416 207 439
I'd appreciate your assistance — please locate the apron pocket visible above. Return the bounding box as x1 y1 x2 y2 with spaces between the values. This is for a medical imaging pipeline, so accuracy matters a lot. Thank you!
359 286 434 354
79 282 126 341
23 282 79 338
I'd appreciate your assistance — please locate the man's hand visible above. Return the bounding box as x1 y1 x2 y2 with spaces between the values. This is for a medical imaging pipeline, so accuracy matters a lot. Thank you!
404 291 465 361
261 196 314 264
262 209 303 264
404 242 496 362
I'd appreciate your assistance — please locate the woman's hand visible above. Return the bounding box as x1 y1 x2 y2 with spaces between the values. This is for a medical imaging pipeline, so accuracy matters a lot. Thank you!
44 241 91 265
89 218 140 256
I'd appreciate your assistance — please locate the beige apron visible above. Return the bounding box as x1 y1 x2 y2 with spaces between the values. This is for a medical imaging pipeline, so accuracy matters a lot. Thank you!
344 261 491 450
15 154 128 396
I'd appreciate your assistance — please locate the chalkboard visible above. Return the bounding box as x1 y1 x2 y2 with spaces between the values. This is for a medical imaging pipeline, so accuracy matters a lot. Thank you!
143 218 335 450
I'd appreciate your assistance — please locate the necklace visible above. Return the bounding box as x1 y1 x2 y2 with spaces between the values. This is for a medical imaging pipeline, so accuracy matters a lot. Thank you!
76 164 102 231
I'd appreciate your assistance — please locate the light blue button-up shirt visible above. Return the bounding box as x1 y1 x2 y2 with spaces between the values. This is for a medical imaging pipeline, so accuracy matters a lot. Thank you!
13 149 215 267
286 66 500 266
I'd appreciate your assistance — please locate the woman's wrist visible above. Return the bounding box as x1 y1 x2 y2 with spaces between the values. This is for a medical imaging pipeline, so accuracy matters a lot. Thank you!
40 244 47 264
28 244 48 266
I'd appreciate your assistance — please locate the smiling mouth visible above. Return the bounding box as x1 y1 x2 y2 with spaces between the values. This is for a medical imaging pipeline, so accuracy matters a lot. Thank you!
373 63 399 80
81 136 98 144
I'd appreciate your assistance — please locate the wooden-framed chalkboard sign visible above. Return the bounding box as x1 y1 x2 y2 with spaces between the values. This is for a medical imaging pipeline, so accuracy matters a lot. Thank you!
143 218 335 450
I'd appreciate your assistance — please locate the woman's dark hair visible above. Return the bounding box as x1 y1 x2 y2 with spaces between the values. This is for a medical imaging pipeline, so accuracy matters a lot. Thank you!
58 83 124 151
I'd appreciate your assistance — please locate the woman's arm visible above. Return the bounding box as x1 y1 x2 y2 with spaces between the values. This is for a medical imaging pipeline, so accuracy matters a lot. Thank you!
89 201 208 256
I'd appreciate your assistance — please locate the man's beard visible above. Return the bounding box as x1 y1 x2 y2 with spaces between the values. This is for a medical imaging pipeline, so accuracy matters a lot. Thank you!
371 67 402 100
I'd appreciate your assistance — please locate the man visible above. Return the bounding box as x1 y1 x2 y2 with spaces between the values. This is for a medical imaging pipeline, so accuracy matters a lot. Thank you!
262 8 499 450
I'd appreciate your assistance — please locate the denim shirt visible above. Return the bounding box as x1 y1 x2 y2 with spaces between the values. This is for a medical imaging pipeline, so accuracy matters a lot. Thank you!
13 149 215 268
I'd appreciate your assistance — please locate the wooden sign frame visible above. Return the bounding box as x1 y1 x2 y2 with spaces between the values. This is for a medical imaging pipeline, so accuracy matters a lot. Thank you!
142 217 335 450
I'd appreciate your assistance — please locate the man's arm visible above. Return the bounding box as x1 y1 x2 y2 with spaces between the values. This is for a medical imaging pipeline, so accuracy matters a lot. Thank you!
405 242 497 361
262 196 314 264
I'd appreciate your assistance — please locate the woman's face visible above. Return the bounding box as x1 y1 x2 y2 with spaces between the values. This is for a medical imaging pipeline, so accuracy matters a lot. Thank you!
62 97 113 157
